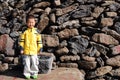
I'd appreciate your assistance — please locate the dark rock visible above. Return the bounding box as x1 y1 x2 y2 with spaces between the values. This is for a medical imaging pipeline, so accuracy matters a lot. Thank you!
87 66 112 79
78 60 97 70
96 57 105 67
114 22 120 34
84 47 101 57
81 27 101 36
0 63 8 72
38 54 53 74
69 36 89 54
58 40 68 48
90 42 109 56
3 57 14 63
61 0 75 7
0 54 5 61
71 9 91 18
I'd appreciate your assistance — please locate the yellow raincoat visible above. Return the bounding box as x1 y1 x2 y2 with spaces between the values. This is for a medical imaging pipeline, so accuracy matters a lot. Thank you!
19 28 43 55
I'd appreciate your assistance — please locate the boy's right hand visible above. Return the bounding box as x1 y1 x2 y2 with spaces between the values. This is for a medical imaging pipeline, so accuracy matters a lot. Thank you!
20 50 24 54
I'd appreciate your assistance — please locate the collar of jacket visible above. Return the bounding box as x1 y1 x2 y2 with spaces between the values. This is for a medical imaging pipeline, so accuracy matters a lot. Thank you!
27 27 35 32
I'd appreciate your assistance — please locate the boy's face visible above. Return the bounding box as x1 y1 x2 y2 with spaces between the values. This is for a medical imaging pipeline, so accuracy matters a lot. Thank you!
27 18 36 28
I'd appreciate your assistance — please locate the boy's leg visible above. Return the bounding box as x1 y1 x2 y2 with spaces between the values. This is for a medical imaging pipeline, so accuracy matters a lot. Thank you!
22 55 31 78
30 55 39 78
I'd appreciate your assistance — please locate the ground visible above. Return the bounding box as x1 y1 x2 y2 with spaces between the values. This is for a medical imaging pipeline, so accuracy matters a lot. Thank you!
0 68 84 80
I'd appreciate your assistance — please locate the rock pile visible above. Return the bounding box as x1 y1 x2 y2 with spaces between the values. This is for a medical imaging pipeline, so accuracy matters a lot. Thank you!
1 0 120 79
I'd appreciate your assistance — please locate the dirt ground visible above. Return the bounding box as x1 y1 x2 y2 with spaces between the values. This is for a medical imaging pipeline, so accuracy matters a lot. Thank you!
0 68 84 80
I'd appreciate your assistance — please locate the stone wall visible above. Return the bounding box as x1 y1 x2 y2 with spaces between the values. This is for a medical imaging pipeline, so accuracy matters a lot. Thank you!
0 0 120 79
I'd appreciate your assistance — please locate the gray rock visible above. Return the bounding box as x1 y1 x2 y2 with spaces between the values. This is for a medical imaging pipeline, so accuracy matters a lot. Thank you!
56 14 70 25
9 31 20 38
58 40 68 48
0 27 10 34
38 54 53 74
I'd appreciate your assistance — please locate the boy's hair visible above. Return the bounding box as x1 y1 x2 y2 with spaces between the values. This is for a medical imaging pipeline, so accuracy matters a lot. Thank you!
26 15 35 22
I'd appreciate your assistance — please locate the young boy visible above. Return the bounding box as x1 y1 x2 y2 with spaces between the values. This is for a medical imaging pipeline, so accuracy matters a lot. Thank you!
19 15 43 79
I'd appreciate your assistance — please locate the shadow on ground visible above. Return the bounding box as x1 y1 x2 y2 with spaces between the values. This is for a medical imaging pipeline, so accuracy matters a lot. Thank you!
0 65 25 79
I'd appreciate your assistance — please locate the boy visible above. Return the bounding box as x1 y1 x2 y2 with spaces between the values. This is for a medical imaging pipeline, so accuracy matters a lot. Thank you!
19 15 43 79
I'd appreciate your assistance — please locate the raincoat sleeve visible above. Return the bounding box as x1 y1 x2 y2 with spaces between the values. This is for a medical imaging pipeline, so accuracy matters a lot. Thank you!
37 34 43 53
19 33 25 50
